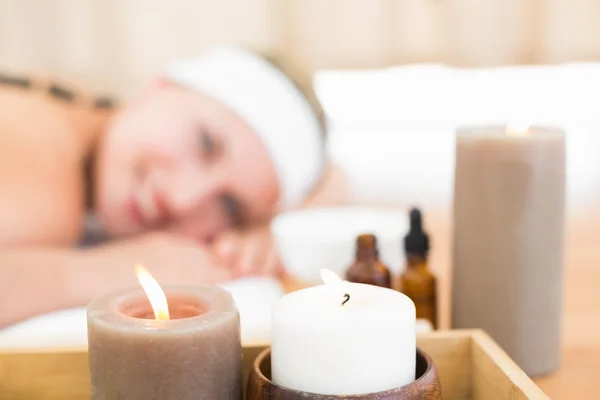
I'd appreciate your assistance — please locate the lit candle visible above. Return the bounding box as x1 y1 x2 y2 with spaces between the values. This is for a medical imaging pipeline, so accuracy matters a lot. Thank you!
452 125 565 376
87 265 242 400
271 269 416 395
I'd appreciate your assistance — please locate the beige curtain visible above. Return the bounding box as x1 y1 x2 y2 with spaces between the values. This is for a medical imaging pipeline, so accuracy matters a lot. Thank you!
1 0 600 98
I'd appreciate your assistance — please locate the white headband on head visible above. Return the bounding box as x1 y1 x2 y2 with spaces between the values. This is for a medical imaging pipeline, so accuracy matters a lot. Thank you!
164 45 325 209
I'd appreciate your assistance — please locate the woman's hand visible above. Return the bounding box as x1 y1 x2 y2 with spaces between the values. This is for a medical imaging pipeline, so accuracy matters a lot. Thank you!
212 224 282 278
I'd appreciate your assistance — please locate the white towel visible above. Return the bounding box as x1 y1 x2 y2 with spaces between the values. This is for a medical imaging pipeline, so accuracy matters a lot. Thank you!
0 277 285 349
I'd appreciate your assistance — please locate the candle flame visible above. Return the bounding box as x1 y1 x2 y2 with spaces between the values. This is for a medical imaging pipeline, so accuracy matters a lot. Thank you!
320 269 350 306
506 123 530 136
135 264 170 320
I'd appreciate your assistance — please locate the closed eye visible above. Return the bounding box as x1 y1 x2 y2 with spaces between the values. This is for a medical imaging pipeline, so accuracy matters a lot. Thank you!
220 194 244 227
199 129 219 159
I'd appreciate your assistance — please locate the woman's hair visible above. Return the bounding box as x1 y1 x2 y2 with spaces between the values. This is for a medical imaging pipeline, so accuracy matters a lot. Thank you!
259 52 327 136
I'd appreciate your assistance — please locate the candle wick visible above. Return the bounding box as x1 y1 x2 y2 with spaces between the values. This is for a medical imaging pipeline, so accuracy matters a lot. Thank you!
341 293 350 306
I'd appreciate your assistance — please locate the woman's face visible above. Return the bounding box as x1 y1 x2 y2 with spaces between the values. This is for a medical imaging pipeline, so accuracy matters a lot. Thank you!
95 81 280 241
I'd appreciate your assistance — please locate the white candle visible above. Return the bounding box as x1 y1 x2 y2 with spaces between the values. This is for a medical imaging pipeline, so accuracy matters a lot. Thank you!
271 270 416 395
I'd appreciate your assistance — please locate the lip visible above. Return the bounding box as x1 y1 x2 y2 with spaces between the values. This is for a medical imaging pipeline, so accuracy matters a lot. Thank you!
152 191 171 226
127 190 171 230
127 195 149 229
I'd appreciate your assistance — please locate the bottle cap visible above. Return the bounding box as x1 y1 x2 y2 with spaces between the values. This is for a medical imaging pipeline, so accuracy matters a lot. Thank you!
404 208 430 255
356 233 376 249
356 233 379 257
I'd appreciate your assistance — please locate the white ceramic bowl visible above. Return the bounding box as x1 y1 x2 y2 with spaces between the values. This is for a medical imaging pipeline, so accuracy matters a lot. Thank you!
271 206 408 284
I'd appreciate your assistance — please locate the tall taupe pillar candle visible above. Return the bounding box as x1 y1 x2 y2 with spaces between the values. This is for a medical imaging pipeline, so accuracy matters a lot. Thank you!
452 125 565 377
88 285 242 400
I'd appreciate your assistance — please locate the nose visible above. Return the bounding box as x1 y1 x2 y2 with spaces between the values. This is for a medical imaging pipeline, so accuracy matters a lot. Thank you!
166 162 224 216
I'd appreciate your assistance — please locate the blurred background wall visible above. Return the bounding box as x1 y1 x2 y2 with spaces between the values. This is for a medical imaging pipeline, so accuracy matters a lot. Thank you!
1 0 600 98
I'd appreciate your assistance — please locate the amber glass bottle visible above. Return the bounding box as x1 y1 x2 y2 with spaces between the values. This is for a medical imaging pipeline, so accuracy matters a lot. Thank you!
401 208 437 329
345 234 392 288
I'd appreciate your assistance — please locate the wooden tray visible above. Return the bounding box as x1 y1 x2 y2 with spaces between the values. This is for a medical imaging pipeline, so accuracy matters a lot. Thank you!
0 330 548 400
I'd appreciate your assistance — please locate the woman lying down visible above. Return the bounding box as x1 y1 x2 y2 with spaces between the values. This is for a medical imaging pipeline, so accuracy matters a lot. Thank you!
0 45 346 326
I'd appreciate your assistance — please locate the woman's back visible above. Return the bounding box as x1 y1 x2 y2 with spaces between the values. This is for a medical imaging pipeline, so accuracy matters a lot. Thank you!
0 86 91 246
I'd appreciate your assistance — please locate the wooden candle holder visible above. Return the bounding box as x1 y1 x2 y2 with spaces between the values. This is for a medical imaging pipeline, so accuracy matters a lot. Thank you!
246 347 442 399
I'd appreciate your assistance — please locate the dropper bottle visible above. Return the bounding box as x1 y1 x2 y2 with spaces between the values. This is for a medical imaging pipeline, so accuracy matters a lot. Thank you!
401 208 437 329
345 234 392 288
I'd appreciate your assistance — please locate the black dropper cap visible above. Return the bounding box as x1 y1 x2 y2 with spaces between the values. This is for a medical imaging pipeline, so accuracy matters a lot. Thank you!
404 208 429 256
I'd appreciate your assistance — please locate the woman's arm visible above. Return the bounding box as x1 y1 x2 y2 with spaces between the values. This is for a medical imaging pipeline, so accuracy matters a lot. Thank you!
0 248 77 326
0 234 232 327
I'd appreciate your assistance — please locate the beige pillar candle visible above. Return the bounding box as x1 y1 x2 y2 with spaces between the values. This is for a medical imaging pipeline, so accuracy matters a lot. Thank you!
452 125 565 377
88 270 242 400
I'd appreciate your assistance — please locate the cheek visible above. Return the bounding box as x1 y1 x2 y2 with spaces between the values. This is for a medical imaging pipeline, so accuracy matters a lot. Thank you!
112 102 196 159
103 117 152 176
107 126 198 192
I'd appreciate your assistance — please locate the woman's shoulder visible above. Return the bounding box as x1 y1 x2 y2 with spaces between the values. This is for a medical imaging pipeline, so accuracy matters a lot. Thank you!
0 89 86 246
